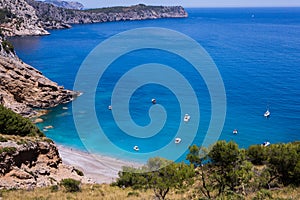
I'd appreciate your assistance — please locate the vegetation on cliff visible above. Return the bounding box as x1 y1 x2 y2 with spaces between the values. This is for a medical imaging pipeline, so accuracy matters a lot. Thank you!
0 104 43 137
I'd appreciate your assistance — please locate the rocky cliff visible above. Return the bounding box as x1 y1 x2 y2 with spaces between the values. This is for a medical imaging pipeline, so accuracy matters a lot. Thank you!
1 0 187 35
26 1 188 30
0 136 90 189
44 0 84 10
0 52 78 117
0 0 49 36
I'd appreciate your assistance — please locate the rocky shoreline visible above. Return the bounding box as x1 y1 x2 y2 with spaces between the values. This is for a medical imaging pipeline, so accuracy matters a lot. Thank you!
0 0 187 36
0 136 92 190
0 54 79 117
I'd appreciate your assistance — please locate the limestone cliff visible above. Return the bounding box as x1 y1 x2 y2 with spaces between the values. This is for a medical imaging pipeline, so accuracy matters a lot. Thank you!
0 136 90 189
0 0 49 36
25 1 188 30
1 0 187 35
44 0 84 10
0 53 78 117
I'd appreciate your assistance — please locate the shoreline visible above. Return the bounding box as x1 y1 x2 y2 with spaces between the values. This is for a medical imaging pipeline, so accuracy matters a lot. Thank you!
57 145 143 184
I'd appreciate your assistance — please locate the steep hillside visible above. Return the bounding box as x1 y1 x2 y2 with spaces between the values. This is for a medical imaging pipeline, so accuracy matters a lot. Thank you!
0 0 49 36
44 0 84 10
0 52 78 117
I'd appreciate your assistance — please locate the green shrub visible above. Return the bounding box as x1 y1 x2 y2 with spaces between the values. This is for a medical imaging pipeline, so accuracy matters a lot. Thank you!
50 185 59 192
73 168 84 176
0 105 44 137
252 189 272 200
1 40 14 53
0 147 17 154
60 178 81 192
0 135 7 142
127 191 140 197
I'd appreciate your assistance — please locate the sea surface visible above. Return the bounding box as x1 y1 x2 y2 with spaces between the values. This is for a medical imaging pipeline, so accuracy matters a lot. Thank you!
10 8 300 162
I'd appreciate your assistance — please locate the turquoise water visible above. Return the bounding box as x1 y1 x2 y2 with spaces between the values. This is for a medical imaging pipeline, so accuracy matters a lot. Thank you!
10 8 300 162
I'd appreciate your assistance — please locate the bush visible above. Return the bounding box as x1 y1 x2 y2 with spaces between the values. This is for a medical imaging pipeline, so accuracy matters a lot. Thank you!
127 191 140 197
1 40 14 54
0 147 17 154
60 178 81 192
0 135 7 142
50 185 59 192
0 105 44 137
73 168 84 176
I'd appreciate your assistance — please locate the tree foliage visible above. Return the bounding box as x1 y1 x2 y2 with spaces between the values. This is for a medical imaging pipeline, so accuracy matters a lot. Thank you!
115 157 195 200
60 178 81 192
0 105 44 137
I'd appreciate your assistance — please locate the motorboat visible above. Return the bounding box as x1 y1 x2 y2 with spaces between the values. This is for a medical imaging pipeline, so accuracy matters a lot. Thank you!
175 137 182 144
151 98 156 104
184 114 190 122
233 129 238 134
133 145 139 151
108 105 112 110
262 141 270 147
264 109 270 117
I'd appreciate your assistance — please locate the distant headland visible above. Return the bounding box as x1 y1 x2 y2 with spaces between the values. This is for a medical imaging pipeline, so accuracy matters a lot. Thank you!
0 0 188 36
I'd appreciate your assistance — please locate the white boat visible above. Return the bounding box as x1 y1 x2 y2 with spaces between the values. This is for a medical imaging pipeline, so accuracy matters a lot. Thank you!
175 138 182 144
262 141 270 147
233 129 238 134
151 98 156 104
108 105 112 110
264 109 270 117
133 145 139 151
62 107 68 110
183 114 190 122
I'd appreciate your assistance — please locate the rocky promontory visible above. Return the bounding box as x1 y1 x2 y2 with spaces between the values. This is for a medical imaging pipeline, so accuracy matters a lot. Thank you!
0 36 78 117
1 0 187 35
0 136 90 189
0 54 78 117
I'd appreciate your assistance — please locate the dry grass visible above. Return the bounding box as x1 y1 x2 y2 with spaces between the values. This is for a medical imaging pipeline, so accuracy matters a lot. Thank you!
0 184 190 200
1 183 300 200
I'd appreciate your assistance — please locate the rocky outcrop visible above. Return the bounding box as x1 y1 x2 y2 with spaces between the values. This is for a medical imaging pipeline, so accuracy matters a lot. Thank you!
1 0 187 35
0 137 90 189
25 1 188 30
0 52 78 117
44 0 84 10
0 0 49 36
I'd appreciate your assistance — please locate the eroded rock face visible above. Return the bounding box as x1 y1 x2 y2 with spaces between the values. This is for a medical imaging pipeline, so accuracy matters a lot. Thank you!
0 55 78 117
0 138 89 190
25 1 188 30
44 0 84 10
0 0 49 36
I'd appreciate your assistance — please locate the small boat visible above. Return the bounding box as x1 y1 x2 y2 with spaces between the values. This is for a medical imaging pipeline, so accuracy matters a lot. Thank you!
233 129 238 134
262 141 270 147
108 105 112 110
62 107 68 110
175 137 182 144
133 145 139 151
183 114 190 122
151 99 156 104
264 109 270 117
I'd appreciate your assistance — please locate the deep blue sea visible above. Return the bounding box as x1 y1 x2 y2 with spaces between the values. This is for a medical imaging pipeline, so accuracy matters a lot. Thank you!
10 8 300 162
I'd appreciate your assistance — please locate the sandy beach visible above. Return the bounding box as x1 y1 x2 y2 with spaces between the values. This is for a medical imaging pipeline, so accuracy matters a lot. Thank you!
57 145 143 184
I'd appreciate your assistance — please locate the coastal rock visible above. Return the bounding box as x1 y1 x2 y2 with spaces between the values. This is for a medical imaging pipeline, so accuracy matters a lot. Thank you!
0 55 79 117
0 138 90 190
25 1 188 30
0 0 49 36
44 0 84 10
